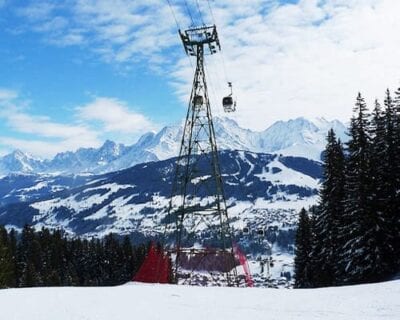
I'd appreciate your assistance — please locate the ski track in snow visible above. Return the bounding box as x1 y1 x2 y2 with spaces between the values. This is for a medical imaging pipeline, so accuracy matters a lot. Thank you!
31 183 134 216
0 280 398 320
256 158 320 189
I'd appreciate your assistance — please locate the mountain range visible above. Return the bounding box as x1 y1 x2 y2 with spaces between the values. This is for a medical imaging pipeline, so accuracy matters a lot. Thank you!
0 150 321 240
0 117 347 176
0 116 337 282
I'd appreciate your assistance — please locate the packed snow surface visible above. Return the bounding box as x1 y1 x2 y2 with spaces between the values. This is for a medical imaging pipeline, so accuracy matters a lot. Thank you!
0 280 398 320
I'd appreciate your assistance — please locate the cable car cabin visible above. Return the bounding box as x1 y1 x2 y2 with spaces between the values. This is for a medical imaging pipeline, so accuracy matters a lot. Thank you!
242 226 249 235
222 96 236 112
222 82 236 112
193 95 203 110
257 228 265 237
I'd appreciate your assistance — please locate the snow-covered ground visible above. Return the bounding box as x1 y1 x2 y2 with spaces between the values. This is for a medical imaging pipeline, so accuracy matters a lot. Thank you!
0 280 398 320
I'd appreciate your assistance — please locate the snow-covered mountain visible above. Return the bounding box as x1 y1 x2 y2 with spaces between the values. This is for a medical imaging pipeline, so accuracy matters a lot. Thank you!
0 150 43 174
0 117 346 175
139 116 347 163
0 150 321 239
0 150 322 283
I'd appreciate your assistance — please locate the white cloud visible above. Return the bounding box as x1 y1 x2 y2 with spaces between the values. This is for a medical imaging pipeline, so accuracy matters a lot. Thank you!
16 2 56 20
0 136 98 159
0 88 18 101
10 0 400 131
180 0 400 130
0 107 100 158
0 93 156 158
16 0 186 61
77 97 156 134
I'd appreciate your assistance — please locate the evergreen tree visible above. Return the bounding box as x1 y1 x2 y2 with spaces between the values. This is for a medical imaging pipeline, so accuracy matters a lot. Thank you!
339 93 380 284
122 236 134 282
18 225 37 287
0 225 147 288
391 86 400 272
294 208 312 288
365 97 393 280
388 88 400 273
8 229 18 287
370 94 399 279
0 226 14 288
311 129 345 286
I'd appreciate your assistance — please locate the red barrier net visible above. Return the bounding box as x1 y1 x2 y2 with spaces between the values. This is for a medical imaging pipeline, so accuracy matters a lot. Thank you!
233 244 254 287
132 243 171 284
133 243 253 287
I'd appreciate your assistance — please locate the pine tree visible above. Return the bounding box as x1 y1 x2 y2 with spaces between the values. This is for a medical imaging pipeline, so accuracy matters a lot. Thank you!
18 225 34 287
391 87 400 272
311 129 345 286
0 226 14 288
367 97 393 279
339 93 381 284
122 236 134 282
294 208 312 288
8 229 18 287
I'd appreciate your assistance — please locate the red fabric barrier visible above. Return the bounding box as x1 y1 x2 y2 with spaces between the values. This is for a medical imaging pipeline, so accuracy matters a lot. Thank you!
234 244 254 287
133 243 171 284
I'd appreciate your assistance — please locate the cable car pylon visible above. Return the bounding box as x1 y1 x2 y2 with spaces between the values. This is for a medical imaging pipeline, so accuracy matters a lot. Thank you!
163 24 241 286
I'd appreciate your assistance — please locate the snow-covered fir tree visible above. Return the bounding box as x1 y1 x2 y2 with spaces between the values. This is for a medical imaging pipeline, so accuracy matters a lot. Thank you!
392 87 400 271
366 96 393 280
311 129 345 286
339 93 374 284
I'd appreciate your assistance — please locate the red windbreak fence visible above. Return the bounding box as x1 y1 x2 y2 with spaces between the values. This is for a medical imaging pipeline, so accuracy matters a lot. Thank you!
132 243 171 284
133 242 253 287
233 244 254 287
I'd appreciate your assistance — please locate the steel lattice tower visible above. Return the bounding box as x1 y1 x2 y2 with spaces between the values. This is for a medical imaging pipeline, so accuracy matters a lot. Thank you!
164 25 239 286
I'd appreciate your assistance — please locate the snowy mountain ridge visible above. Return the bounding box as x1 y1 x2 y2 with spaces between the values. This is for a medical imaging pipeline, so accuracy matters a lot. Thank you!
0 117 347 175
0 150 321 237
0 150 322 284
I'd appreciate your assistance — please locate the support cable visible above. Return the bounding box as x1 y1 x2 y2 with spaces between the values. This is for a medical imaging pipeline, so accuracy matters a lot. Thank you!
184 0 195 26
166 0 180 31
195 0 205 25
206 0 216 24
165 0 195 72
206 0 229 84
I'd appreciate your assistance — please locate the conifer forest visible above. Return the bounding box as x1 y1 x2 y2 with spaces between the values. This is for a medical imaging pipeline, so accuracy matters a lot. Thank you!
294 88 400 288
0 225 147 288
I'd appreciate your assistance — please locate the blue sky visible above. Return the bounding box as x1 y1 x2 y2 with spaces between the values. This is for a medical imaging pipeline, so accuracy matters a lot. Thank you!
1 0 400 158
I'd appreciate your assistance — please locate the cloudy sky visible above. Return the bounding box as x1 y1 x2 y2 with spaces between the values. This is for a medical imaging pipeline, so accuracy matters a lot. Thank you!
1 0 400 158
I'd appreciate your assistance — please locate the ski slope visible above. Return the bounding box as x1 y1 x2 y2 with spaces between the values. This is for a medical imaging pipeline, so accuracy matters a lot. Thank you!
0 280 398 320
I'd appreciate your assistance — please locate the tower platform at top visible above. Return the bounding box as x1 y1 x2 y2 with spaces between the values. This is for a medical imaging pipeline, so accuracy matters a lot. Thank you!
179 25 221 56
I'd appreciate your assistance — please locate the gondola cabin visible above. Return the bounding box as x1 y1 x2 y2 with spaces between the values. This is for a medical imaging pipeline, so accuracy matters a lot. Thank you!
222 96 235 112
193 95 203 110
222 82 236 112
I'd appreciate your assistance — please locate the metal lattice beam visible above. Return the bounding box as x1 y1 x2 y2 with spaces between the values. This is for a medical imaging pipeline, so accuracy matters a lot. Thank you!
164 25 239 287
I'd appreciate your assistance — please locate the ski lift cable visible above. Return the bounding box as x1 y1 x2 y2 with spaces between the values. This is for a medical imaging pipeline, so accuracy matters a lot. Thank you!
194 0 223 95
206 0 216 24
184 0 196 26
206 0 230 84
195 1 223 96
203 59 218 106
206 55 223 95
166 0 181 31
195 0 206 26
165 0 195 72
